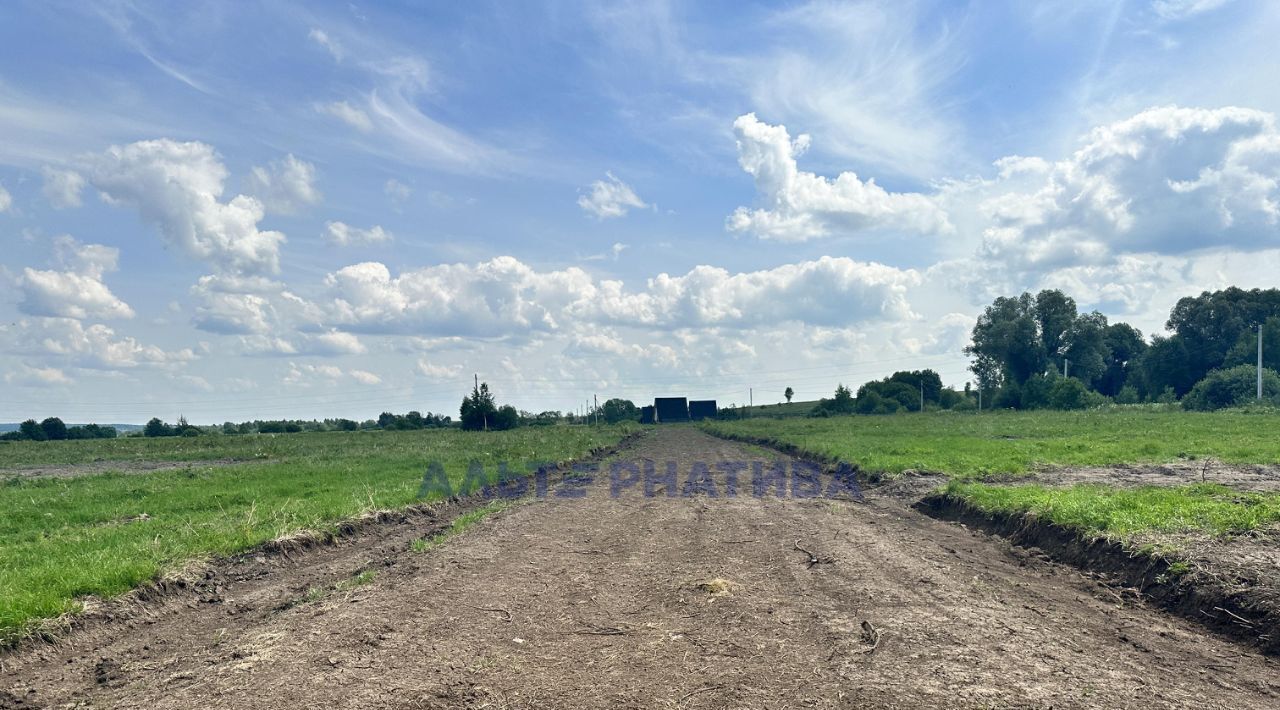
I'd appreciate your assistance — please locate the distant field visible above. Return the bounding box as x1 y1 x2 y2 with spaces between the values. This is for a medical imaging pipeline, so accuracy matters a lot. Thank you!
704 409 1280 479
0 425 636 646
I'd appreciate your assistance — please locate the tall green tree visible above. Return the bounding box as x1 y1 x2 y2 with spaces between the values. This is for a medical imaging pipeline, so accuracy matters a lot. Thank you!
18 419 46 441
966 293 1047 386
460 382 498 431
40 417 68 441
1035 289 1078 369
1098 323 1146 397
599 398 639 424
1061 311 1109 386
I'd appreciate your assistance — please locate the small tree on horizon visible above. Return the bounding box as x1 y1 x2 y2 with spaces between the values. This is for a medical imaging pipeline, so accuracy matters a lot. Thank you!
460 381 498 431
784 387 794 403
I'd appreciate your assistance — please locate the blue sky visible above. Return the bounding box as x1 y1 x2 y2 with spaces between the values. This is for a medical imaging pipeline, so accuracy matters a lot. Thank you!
3 0 1280 423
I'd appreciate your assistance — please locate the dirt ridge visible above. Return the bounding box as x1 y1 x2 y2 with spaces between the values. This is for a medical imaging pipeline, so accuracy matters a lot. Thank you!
916 492 1280 655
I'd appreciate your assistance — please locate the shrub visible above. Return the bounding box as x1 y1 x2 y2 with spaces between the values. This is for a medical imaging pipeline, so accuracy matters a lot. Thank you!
1182 365 1280 411
18 419 46 441
812 384 856 416
1115 385 1141 404
40 417 68 441
1047 378 1090 410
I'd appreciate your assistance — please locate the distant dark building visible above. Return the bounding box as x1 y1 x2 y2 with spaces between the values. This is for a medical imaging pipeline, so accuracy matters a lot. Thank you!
654 397 690 423
640 405 656 424
688 400 718 421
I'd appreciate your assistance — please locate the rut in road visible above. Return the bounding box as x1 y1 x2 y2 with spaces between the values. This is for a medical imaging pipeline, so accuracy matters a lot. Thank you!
3 427 1278 709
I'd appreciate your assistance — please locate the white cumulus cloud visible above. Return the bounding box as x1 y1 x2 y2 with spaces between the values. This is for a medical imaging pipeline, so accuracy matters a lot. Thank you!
319 255 919 337
577 172 648 219
727 113 952 241
349 369 381 385
244 154 322 214
86 139 286 275
325 221 393 246
18 236 135 320
41 167 85 208
973 105 1280 275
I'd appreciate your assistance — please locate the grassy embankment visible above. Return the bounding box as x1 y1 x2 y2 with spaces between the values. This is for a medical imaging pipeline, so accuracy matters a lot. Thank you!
0 425 635 646
945 481 1280 538
705 409 1280 539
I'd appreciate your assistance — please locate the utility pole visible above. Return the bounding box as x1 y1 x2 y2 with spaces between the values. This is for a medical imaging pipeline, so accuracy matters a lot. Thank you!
978 387 982 412
474 373 487 431
594 394 599 425
920 382 925 412
1064 359 1070 379
1259 323 1264 401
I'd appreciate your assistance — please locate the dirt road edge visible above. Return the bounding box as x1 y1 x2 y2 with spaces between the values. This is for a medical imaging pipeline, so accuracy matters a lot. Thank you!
916 492 1280 655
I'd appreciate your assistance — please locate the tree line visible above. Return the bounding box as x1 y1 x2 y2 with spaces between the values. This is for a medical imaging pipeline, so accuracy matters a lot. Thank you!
965 286 1280 411
1 418 118 441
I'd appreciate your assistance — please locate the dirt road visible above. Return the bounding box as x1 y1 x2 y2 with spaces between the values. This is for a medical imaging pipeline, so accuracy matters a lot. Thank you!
3 428 1277 709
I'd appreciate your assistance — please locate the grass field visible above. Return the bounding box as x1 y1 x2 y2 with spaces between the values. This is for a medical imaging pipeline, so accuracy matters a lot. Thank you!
0 425 635 646
945 481 1280 538
704 409 1280 479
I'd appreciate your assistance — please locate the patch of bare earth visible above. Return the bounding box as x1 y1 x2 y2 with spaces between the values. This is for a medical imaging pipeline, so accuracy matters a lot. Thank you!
1029 461 1280 492
1 459 246 481
3 428 1279 709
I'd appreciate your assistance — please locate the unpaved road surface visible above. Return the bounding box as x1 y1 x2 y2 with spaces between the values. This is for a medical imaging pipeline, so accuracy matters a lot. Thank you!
3 428 1277 709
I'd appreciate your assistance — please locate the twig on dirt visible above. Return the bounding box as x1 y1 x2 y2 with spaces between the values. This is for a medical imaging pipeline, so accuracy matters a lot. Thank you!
677 684 724 704
470 605 513 623
856 620 882 655
566 549 604 555
1201 457 1216 483
720 539 757 545
793 539 832 568
1213 606 1256 628
566 620 626 636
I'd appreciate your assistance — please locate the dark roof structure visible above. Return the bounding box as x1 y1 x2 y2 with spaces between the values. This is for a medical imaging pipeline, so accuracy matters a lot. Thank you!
688 400 718 421
654 397 689 423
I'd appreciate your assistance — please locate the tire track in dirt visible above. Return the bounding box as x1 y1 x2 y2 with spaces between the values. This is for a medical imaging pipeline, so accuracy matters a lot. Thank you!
3 428 1278 709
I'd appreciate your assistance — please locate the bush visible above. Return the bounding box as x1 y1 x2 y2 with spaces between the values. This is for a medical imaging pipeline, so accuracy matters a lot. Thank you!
1047 378 1090 410
812 384 856 416
492 405 519 431
40 417 68 441
1115 385 1141 404
993 383 1022 409
144 418 174 437
951 398 977 412
1182 365 1280 411
18 419 46 441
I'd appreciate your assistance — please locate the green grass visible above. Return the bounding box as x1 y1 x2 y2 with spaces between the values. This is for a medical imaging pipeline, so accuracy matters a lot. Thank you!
411 499 515 552
704 409 1280 479
0 425 634 645
730 399 822 418
946 481 1280 538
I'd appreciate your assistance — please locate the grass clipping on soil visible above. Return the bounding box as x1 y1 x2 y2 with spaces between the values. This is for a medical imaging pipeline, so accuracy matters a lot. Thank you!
946 481 1280 538
695 578 735 596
